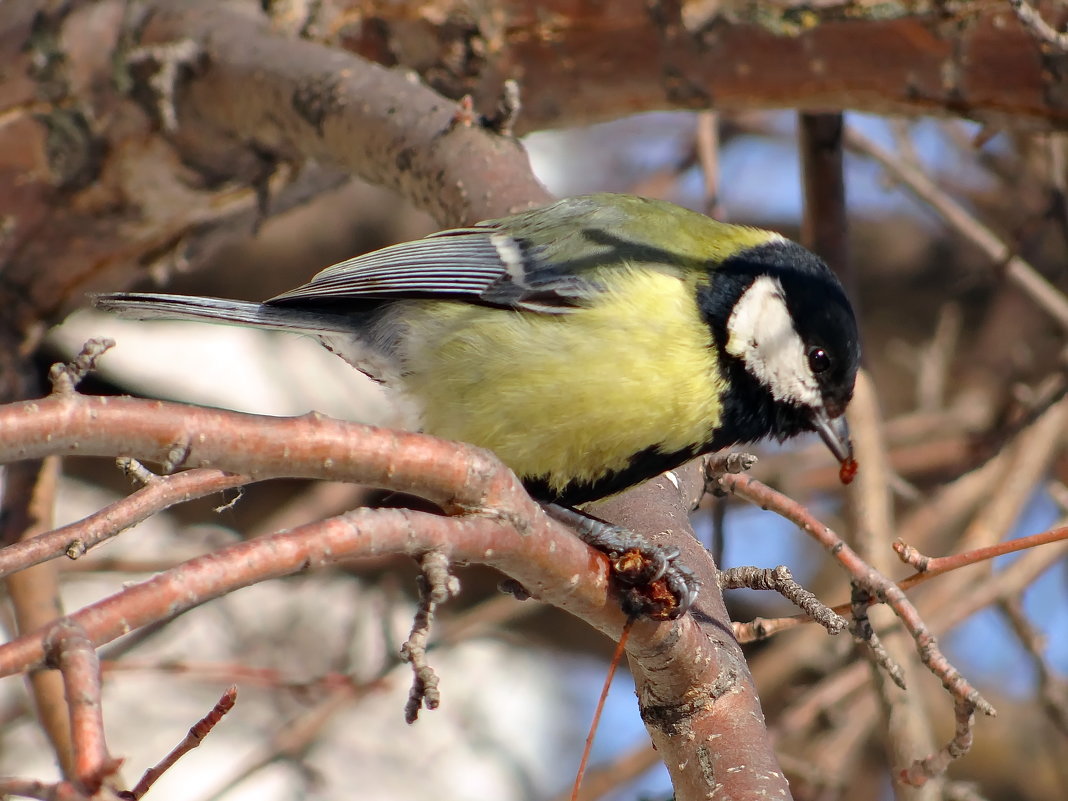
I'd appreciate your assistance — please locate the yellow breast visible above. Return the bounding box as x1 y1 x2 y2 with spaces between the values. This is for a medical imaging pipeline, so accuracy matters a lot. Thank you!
398 268 725 494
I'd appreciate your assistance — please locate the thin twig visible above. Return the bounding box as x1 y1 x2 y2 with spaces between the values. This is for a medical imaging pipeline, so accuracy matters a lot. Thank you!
197 688 353 801
695 111 724 218
800 112 849 282
401 550 460 722
719 565 846 634
48 339 115 396
847 369 941 774
130 686 237 798
998 598 1068 737
0 468 249 579
570 620 633 801
894 526 1068 583
1008 0 1068 50
2 458 74 777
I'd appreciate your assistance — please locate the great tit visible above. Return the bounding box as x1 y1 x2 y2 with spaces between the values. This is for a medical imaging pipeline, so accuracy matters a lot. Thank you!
96 193 860 615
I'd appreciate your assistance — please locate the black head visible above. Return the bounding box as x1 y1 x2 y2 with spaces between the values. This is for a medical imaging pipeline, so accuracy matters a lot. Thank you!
699 239 860 459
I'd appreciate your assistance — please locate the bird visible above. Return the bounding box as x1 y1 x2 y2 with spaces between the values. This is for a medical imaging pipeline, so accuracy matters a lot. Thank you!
95 193 860 617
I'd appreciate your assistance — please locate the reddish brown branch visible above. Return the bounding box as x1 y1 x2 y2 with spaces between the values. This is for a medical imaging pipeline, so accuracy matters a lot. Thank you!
336 1 1068 131
0 510 559 677
894 526 1068 581
44 622 119 794
129 686 237 799
0 389 788 799
0 393 523 513
0 468 249 579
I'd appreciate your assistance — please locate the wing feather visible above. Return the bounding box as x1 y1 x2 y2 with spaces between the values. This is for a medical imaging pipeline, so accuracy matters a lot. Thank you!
267 228 597 312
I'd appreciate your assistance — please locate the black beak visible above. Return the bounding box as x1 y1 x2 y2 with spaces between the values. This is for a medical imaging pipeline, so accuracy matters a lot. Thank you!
810 409 853 464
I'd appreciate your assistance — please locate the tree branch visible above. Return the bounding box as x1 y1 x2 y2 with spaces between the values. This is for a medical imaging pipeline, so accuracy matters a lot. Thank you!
0 388 787 799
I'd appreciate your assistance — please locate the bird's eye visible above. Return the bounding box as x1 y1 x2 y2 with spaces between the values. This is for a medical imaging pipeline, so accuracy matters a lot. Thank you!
808 346 831 374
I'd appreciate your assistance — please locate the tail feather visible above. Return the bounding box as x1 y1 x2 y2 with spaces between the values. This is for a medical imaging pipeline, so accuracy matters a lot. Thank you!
92 293 356 336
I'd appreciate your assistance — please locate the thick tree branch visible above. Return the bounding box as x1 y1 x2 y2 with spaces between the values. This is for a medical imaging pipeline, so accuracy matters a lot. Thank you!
0 0 550 345
330 0 1068 132
137 0 551 228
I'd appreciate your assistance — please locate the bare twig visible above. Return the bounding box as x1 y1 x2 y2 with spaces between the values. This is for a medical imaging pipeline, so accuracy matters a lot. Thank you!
0 509 566 678
130 686 237 798
198 688 353 801
0 468 249 578
48 339 115 396
998 598 1068 737
916 304 962 412
849 586 906 691
719 565 846 635
695 111 724 218
116 457 159 487
1008 0 1068 50
550 741 659 801
894 526 1068 582
401 551 460 722
898 699 976 786
847 369 941 781
733 516 1068 641
570 621 633 801
929 534 1068 635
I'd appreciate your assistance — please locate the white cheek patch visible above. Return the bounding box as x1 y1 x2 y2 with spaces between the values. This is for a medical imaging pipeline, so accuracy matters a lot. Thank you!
726 275 821 407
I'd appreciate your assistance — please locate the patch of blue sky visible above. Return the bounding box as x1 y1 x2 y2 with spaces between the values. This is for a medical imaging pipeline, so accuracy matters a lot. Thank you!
525 109 1000 232
702 112 995 226
556 655 672 801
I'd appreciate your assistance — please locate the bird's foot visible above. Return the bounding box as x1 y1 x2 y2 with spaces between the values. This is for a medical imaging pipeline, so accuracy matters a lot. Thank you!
544 505 698 620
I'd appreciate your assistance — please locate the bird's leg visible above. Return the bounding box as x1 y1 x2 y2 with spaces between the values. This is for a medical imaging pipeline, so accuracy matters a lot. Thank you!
542 504 698 620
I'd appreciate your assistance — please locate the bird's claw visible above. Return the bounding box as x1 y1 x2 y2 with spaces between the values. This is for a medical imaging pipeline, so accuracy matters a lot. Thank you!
608 540 697 620
544 505 698 620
